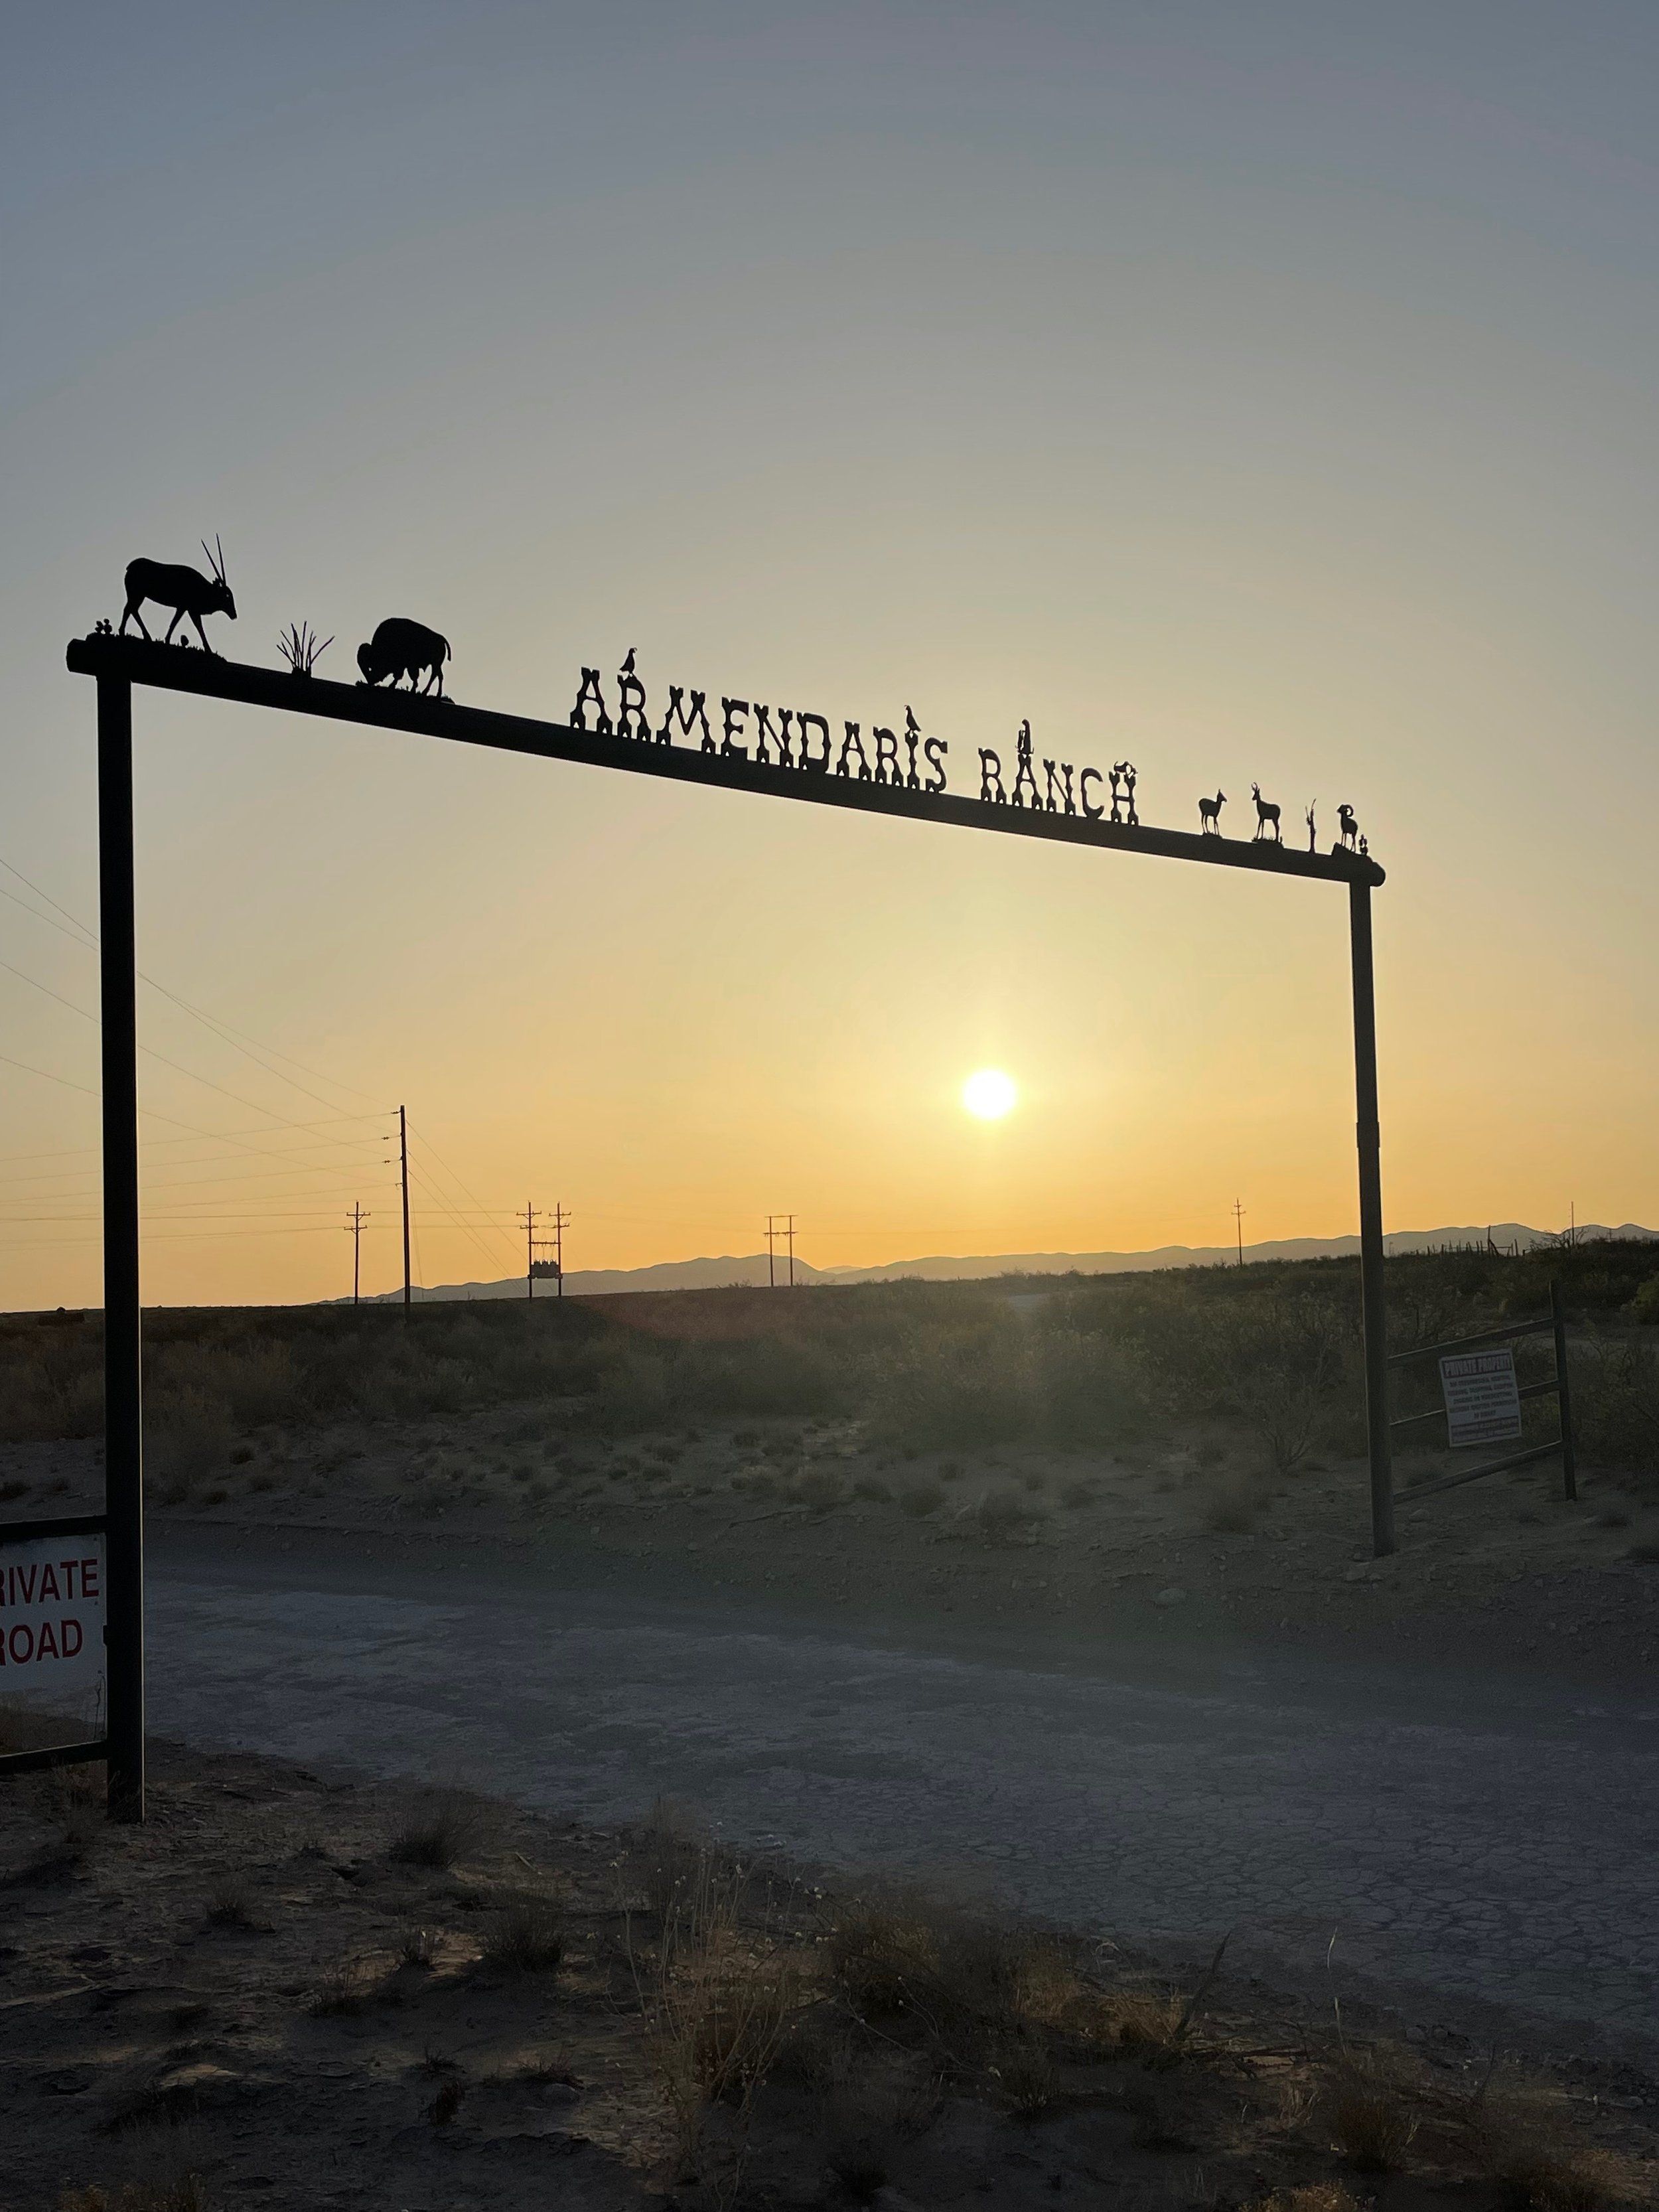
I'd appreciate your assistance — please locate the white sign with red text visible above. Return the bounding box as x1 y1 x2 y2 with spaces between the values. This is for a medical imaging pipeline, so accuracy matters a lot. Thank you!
0 1534 106 1690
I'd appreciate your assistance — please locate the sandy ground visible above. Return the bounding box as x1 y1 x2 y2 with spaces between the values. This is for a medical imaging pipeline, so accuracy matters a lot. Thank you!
3 1735 1654 2212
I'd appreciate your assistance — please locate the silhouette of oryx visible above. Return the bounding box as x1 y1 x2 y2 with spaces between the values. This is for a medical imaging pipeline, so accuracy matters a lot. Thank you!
1250 782 1282 843
1337 803 1360 851
357 617 451 696
1198 788 1226 834
120 538 236 652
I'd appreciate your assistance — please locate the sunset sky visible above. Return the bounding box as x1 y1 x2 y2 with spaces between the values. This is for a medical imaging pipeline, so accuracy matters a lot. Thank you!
3 4 1658 1309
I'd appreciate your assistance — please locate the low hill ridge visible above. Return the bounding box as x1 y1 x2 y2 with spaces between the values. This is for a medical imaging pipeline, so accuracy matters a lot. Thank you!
361 1222 1657 1303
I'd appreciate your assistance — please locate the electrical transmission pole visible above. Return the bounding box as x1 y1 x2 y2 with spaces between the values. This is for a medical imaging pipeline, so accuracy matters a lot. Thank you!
344 1203 370 1307
520 1201 538 1299
766 1213 798 1288
522 1203 570 1298
1232 1197 1246 1268
399 1105 411 1307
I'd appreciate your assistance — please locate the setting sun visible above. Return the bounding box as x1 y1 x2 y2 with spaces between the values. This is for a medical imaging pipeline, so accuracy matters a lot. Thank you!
962 1069 1018 1120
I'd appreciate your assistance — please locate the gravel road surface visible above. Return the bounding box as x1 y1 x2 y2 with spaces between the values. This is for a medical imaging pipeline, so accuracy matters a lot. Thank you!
145 1530 1657 2063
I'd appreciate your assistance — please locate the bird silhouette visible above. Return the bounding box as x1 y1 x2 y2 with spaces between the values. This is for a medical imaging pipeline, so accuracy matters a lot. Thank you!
620 646 636 676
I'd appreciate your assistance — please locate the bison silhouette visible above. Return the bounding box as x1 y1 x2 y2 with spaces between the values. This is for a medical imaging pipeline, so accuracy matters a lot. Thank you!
357 618 450 696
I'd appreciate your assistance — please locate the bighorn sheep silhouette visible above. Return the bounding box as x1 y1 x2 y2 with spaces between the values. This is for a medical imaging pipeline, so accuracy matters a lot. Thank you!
1198 789 1226 834
119 539 236 652
1338 803 1359 851
1251 783 1282 843
357 617 451 696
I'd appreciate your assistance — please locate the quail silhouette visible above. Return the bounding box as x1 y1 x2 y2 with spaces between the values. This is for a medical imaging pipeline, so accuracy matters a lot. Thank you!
620 646 636 676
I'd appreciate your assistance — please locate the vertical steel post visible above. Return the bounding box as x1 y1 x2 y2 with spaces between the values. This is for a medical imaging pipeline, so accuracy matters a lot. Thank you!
1551 1277 1577 1500
98 676 145 1820
1348 881 1394 1558
399 1105 411 1308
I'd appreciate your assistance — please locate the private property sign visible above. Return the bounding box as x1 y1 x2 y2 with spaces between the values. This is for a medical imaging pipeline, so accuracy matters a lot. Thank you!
0 1534 106 1689
1439 1349 1524 1449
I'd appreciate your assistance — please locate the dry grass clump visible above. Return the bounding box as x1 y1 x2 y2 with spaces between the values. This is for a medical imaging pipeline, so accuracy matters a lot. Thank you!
480 1889 565 1974
1323 2049 1422 2170
1202 1479 1265 1534
630 1836 804 2187
388 1789 490 1871
633 1795 723 1921
1243 2187 1364 2212
1474 2075 1632 2212
819 2051 941 2200
58 2184 207 2212
962 1487 1044 1546
204 1877 255 1929
309 1956 374 2016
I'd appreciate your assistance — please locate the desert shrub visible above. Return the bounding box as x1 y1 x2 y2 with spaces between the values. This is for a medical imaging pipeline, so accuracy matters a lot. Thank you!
1473 2075 1627 2212
1323 2051 1421 2170
389 1790 491 1870
309 1958 372 2016
146 1390 234 1490
1570 1333 1659 1487
793 1466 849 1512
819 2053 939 2201
898 1481 944 1518
961 1488 1043 1546
204 1878 255 1928
1202 1479 1263 1533
633 1797 718 1921
481 1890 564 1973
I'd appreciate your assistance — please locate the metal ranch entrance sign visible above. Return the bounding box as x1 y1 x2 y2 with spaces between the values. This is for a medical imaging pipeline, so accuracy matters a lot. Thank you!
9 585 1395 1822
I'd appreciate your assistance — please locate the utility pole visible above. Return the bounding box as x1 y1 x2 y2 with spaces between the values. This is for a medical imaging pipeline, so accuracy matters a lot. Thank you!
520 1201 538 1299
523 1203 570 1297
1232 1198 1246 1267
344 1203 370 1307
398 1105 411 1309
553 1203 569 1297
766 1213 796 1288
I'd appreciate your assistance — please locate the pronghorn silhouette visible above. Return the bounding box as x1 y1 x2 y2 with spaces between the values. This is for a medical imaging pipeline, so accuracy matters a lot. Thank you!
1251 782 1282 843
1198 788 1226 834
1338 803 1359 851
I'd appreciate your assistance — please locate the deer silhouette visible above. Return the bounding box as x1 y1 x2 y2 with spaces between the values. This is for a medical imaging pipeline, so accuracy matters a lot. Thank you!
119 538 236 652
1338 803 1359 851
1198 788 1226 834
1250 782 1282 843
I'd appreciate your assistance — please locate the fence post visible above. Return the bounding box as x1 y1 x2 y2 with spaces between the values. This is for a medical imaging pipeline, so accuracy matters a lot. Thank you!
98 674 145 1822
1349 881 1394 1557
1550 1278 1577 1502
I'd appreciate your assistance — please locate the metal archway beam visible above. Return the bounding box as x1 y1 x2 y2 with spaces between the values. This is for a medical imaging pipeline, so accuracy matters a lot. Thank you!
65 636 1384 889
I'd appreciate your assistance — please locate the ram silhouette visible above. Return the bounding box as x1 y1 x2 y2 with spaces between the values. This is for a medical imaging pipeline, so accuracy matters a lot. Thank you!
356 618 451 696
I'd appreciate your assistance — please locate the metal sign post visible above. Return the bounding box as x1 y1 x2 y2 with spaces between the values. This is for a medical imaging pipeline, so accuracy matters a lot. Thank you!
51 628 1395 1819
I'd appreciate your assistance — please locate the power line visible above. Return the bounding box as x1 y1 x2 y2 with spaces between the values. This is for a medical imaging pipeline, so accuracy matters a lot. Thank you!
0 851 377 1112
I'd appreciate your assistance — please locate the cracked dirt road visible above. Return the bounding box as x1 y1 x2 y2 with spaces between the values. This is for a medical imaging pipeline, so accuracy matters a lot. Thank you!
143 1529 1657 2066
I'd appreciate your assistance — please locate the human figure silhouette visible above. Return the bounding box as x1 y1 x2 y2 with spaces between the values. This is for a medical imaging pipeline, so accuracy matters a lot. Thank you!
1305 802 1317 851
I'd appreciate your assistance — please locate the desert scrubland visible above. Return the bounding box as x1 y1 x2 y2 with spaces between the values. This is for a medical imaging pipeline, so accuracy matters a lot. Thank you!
3 1244 1658 1676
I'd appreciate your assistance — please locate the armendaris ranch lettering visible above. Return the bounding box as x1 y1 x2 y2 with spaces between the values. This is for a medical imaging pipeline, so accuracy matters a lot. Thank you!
0 1534 106 1688
569 668 1122 818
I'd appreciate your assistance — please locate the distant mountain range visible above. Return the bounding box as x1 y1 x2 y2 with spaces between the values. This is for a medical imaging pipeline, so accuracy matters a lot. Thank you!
361 1223 1658 1304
